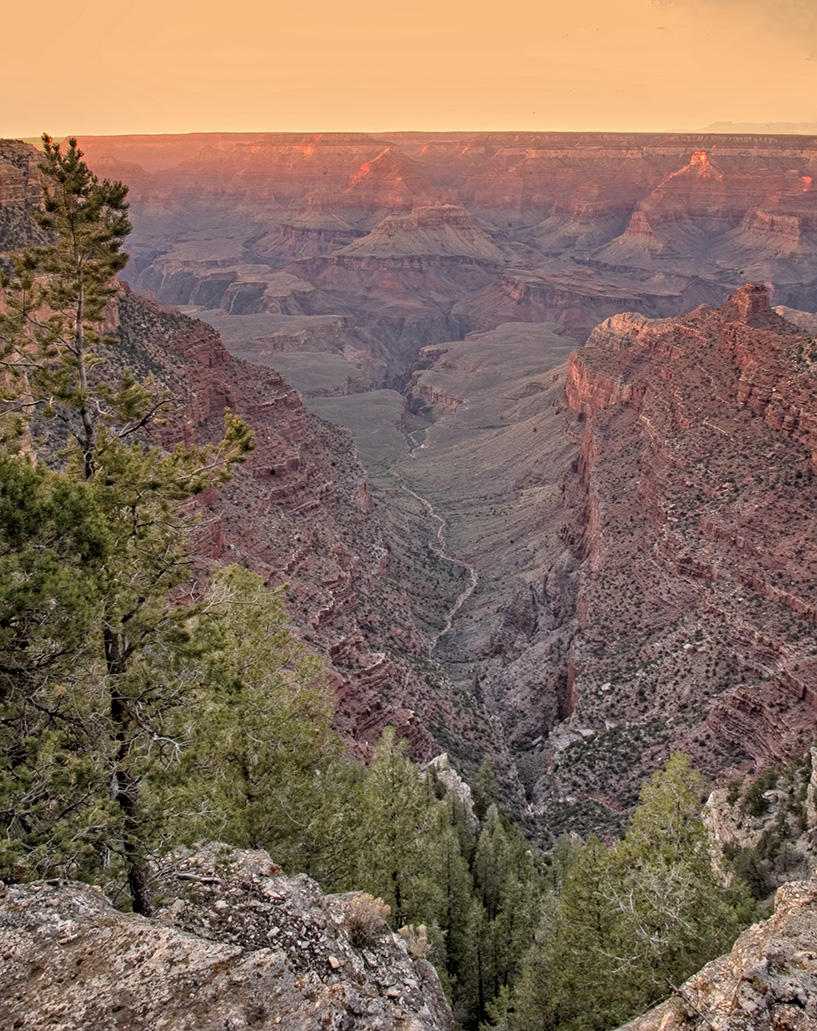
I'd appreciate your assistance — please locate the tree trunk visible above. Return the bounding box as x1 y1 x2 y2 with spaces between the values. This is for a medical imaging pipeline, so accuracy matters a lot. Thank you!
105 626 153 916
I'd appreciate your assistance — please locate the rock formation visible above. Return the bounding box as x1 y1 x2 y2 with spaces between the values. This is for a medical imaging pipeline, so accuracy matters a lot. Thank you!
0 138 509 777
339 204 504 261
394 287 817 838
0 843 454 1030
620 876 817 1031
112 287 507 767
70 131 817 391
0 139 44 249
539 285 817 832
6 134 817 828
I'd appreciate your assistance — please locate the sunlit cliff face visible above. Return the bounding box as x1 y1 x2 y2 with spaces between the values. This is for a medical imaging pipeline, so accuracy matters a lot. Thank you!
348 149 391 185
666 149 724 182
689 150 715 173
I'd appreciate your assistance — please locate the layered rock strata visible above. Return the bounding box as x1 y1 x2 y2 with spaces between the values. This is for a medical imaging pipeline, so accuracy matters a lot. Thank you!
113 288 501 765
69 131 817 391
541 285 817 831
0 139 45 250
395 287 817 838
0 138 507 771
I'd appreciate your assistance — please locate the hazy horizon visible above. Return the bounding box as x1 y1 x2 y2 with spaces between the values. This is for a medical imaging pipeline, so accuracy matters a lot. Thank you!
4 0 815 140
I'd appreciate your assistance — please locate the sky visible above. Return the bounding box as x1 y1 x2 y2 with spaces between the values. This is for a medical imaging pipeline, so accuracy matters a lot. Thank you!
2 0 816 137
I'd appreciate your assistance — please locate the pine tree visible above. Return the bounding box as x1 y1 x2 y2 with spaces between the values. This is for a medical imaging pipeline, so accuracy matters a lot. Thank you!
473 805 542 1006
429 805 478 1023
508 755 755 1031
499 891 558 1031
0 135 131 462
354 727 445 929
543 834 619 1031
0 454 112 880
608 752 753 1012
158 564 342 870
0 136 252 913
472 755 499 822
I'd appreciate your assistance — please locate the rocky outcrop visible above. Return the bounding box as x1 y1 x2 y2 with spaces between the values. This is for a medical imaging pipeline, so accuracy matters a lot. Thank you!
0 140 41 207
535 286 817 834
620 876 817 1031
339 204 504 261
0 844 454 1030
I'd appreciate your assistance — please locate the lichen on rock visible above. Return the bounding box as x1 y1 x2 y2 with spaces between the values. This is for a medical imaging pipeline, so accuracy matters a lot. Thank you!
0 843 453 1030
619 875 817 1031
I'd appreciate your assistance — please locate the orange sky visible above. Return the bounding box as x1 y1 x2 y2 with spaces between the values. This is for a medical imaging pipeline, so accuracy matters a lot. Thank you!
3 0 816 137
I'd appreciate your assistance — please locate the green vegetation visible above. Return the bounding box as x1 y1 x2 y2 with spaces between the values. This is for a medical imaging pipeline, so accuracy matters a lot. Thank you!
0 137 545 1025
0 138 759 1030
495 755 756 1031
721 751 815 902
743 767 778 817
0 136 253 913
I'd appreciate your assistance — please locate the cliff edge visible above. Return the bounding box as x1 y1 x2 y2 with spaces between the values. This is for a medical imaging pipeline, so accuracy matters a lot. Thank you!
0 843 453 1030
620 875 817 1030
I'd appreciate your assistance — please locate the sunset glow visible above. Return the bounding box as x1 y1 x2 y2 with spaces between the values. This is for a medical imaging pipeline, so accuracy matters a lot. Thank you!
2 0 816 137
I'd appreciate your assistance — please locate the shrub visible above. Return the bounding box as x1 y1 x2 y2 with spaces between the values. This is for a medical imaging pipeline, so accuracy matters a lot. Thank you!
339 893 391 947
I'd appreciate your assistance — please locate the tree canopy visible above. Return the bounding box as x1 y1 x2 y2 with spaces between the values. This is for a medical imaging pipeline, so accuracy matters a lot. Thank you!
0 136 252 912
505 753 755 1031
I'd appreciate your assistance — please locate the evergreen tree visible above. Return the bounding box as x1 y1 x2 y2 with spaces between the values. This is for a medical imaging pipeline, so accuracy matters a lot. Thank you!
429 803 479 1024
159 565 343 870
354 726 444 929
540 834 618 1031
608 752 753 1011
0 134 131 461
472 755 499 822
0 454 112 880
0 136 252 913
508 754 755 1031
471 804 543 1027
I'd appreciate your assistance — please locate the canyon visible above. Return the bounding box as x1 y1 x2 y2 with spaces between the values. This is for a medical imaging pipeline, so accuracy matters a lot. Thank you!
3 133 817 836
75 131 817 394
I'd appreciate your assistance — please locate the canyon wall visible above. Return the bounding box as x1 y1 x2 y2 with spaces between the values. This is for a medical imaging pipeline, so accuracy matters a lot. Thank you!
69 131 817 394
394 286 817 840
0 138 513 785
543 285 817 833
6 135 817 830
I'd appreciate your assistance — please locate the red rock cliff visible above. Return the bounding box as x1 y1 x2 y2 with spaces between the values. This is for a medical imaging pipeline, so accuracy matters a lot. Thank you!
539 286 817 832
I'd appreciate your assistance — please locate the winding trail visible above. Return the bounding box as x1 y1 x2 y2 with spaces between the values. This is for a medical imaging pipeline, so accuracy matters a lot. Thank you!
396 431 479 654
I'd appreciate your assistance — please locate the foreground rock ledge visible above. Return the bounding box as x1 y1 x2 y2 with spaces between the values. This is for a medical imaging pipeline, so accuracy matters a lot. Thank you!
0 844 453 1030
621 877 817 1031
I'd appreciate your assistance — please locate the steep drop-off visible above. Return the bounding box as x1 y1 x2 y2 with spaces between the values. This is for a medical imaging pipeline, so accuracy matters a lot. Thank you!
113 289 514 770
6 136 817 831
393 286 817 838
0 138 514 785
548 285 817 832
